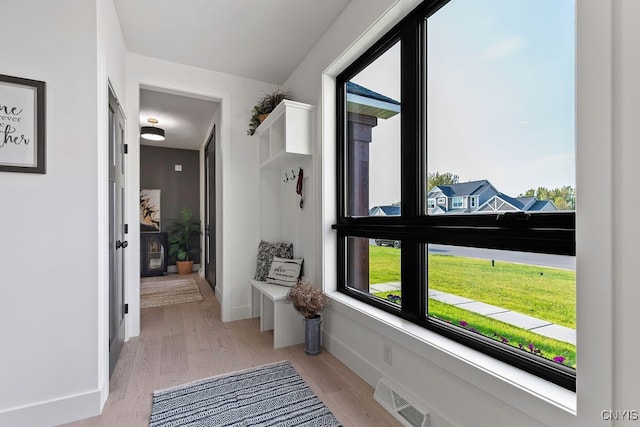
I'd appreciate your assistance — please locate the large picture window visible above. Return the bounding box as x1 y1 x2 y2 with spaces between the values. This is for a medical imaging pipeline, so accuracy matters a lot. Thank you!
335 0 576 390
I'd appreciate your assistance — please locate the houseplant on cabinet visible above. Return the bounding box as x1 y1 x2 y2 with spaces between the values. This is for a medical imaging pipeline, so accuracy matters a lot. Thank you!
167 208 201 275
247 87 292 135
287 279 328 355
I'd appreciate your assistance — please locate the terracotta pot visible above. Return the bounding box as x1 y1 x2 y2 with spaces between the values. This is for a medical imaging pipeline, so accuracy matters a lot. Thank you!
176 260 194 275
258 113 270 123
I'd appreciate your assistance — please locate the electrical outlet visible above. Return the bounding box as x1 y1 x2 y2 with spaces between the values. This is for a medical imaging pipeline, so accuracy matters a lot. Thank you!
383 343 393 365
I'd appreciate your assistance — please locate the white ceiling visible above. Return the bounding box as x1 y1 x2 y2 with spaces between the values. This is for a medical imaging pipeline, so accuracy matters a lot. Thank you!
139 88 218 150
119 0 351 150
114 0 352 84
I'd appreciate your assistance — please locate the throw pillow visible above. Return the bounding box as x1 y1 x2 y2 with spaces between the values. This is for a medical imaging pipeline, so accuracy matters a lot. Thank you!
254 241 294 281
266 257 304 287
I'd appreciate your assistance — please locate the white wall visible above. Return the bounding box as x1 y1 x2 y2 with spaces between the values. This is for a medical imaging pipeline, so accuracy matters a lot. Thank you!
282 0 402 288
0 0 108 425
285 0 638 426
259 158 316 282
124 54 271 328
97 0 128 409
98 0 127 101
611 0 640 414
285 0 414 289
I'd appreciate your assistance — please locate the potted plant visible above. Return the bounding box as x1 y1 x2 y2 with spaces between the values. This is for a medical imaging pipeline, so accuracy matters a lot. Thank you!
247 87 292 135
167 208 201 275
287 279 328 355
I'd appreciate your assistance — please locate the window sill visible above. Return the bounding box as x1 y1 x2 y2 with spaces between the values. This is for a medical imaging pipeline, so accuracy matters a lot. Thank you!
327 291 577 417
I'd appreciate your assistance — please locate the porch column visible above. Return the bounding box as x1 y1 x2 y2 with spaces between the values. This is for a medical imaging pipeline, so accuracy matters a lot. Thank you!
347 112 378 292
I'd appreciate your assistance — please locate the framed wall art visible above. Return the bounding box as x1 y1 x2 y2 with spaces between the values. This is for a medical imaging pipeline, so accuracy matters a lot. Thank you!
0 74 46 174
140 189 161 232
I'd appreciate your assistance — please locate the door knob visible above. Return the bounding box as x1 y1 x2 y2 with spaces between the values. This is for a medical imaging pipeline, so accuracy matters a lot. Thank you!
116 240 128 249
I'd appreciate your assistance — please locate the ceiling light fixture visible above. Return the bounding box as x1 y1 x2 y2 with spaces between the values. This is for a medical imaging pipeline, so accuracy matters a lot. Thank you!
141 118 165 141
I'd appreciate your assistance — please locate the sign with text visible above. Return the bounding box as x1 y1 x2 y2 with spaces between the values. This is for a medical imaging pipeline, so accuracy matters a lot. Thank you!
0 74 45 173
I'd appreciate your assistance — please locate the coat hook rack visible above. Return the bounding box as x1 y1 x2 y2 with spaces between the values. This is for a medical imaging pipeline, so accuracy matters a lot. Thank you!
283 168 300 183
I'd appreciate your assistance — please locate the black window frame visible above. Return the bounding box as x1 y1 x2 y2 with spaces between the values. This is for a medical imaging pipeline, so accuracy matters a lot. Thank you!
333 0 576 391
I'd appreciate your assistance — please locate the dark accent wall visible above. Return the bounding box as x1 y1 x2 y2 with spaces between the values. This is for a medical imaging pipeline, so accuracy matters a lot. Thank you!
140 145 200 264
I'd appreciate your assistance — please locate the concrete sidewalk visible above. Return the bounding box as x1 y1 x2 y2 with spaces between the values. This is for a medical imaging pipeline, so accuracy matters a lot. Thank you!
369 282 575 345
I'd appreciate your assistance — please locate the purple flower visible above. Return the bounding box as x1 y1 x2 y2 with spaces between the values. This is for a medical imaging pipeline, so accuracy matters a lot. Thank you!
501 337 509 344
553 356 566 364
386 294 401 304
469 328 479 334
528 343 535 351
459 321 468 327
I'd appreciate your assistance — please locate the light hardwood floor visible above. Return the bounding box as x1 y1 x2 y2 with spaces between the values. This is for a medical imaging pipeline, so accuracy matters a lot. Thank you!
62 274 399 426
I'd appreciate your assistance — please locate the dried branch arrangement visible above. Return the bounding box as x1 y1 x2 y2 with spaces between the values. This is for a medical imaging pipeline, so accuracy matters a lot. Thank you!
287 279 328 318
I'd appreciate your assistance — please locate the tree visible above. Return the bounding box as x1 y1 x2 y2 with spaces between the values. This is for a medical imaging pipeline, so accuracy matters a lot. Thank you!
428 172 459 192
518 186 575 210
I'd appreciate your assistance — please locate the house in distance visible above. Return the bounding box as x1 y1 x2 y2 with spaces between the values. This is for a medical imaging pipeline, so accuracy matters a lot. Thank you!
428 179 558 215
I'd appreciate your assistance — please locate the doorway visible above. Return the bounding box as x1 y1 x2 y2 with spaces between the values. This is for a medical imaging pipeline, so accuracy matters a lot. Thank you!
138 87 218 275
108 88 126 376
204 125 216 291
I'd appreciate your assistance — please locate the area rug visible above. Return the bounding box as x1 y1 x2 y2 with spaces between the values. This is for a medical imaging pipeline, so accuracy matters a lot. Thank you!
149 361 341 426
140 277 203 308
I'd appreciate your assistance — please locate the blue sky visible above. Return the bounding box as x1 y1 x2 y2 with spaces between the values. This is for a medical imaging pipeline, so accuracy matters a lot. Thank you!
352 0 575 206
427 0 575 196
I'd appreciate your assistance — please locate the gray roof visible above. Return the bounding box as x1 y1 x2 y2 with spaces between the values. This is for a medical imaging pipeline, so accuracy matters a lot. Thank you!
380 205 400 215
369 205 400 216
347 82 400 105
497 192 524 209
528 200 555 211
346 82 401 119
429 180 491 198
516 197 536 208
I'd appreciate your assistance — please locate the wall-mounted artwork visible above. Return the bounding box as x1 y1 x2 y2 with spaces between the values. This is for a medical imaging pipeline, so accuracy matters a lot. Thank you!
140 189 161 232
0 74 46 174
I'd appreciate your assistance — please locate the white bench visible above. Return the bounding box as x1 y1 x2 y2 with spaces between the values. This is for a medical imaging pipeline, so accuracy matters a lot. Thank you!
250 280 304 348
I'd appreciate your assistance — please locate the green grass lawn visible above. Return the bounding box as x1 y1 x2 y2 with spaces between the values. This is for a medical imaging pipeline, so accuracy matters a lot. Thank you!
428 254 575 328
369 246 575 328
367 246 576 367
369 246 402 283
374 290 575 368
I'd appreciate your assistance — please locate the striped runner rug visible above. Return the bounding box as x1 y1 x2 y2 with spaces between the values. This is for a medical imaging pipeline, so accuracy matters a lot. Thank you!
140 277 203 308
149 361 341 426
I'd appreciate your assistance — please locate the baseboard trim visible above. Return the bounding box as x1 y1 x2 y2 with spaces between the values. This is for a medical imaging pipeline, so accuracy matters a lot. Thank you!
215 286 223 305
99 378 108 411
231 304 252 321
0 388 102 427
322 331 383 388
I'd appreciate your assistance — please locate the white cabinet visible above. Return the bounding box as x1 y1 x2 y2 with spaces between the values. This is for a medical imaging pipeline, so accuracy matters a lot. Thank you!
251 99 315 349
255 100 314 169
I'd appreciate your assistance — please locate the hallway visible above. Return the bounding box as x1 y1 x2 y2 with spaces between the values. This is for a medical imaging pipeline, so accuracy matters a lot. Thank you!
62 275 398 426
